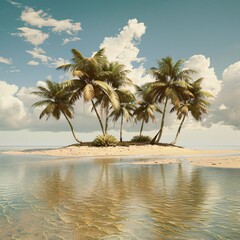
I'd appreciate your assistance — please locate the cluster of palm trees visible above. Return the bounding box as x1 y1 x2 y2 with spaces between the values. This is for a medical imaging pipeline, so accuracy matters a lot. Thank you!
32 48 212 145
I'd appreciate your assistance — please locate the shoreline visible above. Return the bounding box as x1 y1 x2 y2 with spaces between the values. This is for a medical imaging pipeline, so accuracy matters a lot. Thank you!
3 144 240 169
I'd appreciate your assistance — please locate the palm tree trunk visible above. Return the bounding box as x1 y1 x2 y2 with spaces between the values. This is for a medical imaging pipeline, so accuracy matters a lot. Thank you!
171 115 186 145
156 98 168 143
105 107 109 134
62 111 82 144
139 118 144 136
150 98 168 144
120 114 123 142
91 100 105 135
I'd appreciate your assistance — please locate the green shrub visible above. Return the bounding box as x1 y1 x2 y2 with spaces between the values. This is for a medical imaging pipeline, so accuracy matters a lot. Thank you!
131 135 151 143
92 134 118 147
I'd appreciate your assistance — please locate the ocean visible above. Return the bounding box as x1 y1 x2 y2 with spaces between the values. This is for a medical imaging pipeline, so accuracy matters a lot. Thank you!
0 146 239 239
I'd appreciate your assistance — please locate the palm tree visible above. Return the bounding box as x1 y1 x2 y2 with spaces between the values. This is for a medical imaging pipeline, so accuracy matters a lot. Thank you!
100 61 132 88
96 88 135 135
134 101 161 136
109 91 136 142
31 80 82 144
57 48 119 135
145 57 196 144
95 61 133 134
170 78 213 145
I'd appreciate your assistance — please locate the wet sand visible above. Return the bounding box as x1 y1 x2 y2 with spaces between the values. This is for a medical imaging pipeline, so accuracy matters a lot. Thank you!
4 145 240 168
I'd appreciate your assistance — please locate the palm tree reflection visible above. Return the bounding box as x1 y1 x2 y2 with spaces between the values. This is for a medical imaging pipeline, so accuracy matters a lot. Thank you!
37 159 208 239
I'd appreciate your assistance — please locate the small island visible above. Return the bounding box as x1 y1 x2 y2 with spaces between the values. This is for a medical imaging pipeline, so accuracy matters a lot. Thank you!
6 143 240 168
3 47 233 169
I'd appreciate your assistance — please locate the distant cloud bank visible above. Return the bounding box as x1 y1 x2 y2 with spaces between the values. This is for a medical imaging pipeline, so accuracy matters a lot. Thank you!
207 61 240 129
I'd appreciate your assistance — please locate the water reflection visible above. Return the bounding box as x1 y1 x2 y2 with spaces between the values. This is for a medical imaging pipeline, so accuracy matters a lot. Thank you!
0 154 239 239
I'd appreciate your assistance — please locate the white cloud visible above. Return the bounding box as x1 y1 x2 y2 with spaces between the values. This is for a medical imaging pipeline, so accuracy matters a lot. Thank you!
5 66 20 73
4 66 20 73
26 47 69 68
7 0 21 8
27 60 39 66
16 85 37 107
128 65 153 87
0 56 12 65
184 55 222 97
9 69 20 73
51 57 69 68
222 61 240 84
16 27 49 46
46 75 52 80
35 81 47 88
100 19 150 87
58 72 72 81
21 7 82 35
100 19 146 68
219 104 227 110
26 47 51 64
206 61 240 129
62 37 81 45
0 81 28 129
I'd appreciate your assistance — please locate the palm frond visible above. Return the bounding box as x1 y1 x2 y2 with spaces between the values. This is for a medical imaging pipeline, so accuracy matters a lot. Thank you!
39 103 56 119
94 80 120 110
115 89 135 103
71 48 85 59
192 78 204 86
83 84 95 102
61 105 74 119
32 100 53 108
165 87 181 107
56 63 72 71
109 108 122 122
122 107 131 121
31 90 51 99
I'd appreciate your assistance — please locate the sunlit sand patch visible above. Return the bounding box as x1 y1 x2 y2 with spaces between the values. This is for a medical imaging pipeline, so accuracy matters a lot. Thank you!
187 155 240 168
132 158 180 165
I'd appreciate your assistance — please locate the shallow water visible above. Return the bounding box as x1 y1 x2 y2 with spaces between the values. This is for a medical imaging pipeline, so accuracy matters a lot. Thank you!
0 153 239 240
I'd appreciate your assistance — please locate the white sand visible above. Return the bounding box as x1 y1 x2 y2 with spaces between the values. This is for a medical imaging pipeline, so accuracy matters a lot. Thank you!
4 145 240 168
188 155 240 168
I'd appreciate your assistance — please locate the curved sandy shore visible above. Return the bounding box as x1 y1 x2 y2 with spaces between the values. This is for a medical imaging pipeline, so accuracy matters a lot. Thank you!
4 145 240 168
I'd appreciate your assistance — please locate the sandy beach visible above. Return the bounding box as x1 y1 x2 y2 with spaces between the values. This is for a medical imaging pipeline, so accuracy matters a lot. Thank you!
4 144 240 168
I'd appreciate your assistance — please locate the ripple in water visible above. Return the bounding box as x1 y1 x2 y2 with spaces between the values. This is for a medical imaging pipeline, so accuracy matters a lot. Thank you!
0 154 239 239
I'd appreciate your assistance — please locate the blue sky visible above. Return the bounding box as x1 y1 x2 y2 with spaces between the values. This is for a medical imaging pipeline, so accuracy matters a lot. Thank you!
1 0 240 146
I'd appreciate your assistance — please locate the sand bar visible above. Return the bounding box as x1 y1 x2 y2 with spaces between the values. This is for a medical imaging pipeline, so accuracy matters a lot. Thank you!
4 145 240 168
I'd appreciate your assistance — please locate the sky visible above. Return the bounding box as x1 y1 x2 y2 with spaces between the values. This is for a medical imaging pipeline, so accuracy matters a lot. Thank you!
1 0 240 147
